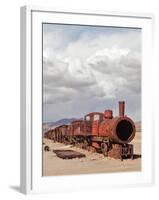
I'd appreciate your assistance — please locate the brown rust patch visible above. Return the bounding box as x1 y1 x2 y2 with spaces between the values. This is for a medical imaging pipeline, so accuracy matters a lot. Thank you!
53 149 86 159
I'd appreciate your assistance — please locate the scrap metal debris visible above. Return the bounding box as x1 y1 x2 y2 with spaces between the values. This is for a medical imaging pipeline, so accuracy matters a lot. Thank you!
53 149 86 159
44 145 50 151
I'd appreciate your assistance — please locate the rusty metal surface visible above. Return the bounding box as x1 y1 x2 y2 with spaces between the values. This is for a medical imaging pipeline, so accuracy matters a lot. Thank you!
53 149 86 159
119 101 125 117
98 101 136 143
98 116 136 143
84 112 104 121
104 110 113 119
92 120 100 136
43 101 136 160
92 142 100 149
108 144 134 160
69 120 92 136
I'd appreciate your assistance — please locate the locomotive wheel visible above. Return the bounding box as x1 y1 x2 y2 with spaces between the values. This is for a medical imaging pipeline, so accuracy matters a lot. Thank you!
101 143 108 157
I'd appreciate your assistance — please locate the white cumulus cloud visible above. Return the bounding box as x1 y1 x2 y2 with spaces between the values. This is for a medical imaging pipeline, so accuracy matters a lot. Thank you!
42 24 141 122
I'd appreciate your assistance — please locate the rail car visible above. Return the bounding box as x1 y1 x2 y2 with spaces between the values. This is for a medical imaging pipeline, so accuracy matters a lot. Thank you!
44 101 136 160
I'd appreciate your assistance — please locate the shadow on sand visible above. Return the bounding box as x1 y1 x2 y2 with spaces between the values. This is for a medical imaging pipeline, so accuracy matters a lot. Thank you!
122 154 141 160
133 154 142 159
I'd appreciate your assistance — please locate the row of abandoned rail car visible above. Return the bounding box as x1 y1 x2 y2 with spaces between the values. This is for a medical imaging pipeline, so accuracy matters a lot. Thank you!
44 101 136 160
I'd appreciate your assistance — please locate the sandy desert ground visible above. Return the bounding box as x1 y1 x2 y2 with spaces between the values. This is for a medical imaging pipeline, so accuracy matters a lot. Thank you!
42 132 141 176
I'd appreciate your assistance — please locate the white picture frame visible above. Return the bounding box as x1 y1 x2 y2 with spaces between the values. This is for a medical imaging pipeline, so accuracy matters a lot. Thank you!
20 6 154 194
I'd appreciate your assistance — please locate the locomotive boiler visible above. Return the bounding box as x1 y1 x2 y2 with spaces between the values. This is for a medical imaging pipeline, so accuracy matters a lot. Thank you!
91 101 136 159
44 101 136 160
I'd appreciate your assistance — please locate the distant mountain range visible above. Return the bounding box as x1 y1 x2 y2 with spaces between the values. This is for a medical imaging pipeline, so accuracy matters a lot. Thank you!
43 118 79 133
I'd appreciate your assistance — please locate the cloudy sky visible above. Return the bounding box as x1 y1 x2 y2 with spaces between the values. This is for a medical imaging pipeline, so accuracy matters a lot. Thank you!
42 23 141 122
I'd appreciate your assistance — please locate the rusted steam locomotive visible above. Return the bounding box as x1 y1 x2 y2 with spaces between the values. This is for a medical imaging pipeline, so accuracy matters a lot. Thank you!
44 101 136 160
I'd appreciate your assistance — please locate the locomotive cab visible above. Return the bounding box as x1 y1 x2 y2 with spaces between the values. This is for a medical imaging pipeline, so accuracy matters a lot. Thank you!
84 112 104 122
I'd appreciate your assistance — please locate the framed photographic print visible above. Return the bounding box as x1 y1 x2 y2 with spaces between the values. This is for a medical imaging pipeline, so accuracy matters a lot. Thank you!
20 6 154 194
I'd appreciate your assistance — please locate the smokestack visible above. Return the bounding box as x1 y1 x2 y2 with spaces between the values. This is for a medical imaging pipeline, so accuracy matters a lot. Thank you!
119 101 125 117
